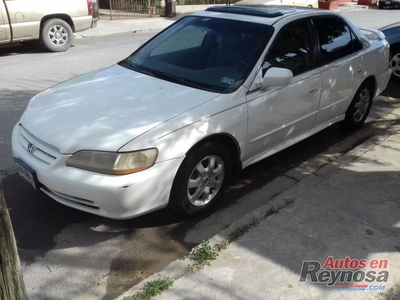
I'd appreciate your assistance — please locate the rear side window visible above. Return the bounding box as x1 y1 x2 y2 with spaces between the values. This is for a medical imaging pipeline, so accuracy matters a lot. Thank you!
314 17 362 65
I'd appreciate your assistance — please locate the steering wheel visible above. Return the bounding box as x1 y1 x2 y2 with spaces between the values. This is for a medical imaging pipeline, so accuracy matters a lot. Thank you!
227 60 249 69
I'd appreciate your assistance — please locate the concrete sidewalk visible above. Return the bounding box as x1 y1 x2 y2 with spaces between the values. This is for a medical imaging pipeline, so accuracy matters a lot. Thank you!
116 108 400 300
76 17 177 38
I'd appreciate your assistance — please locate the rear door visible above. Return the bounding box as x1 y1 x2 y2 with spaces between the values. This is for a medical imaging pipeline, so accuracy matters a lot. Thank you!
311 16 365 127
0 0 11 43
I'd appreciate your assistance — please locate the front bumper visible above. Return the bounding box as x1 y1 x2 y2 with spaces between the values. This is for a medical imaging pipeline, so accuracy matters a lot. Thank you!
12 124 183 219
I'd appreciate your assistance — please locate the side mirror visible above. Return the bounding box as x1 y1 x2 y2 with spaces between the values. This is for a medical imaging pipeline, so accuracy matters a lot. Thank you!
261 67 293 87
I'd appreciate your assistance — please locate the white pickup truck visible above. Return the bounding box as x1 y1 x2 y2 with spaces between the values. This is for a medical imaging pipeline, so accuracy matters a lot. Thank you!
0 0 98 51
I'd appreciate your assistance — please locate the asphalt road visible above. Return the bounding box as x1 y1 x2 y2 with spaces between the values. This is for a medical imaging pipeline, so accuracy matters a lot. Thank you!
1 23 400 300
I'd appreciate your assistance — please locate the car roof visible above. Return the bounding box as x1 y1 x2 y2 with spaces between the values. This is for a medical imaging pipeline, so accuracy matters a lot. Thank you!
206 5 296 18
192 5 335 25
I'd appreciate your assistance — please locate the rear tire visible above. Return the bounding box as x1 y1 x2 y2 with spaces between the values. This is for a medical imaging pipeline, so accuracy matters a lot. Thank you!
343 82 373 130
40 18 73 52
169 143 232 217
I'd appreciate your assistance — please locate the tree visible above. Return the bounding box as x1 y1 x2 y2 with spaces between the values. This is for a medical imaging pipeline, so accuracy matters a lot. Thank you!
0 181 27 300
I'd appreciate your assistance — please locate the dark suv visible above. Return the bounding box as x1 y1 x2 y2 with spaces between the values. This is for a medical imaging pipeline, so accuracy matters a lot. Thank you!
378 0 400 9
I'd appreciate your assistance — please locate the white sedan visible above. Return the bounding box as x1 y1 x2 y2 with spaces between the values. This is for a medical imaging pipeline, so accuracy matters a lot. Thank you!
12 6 391 219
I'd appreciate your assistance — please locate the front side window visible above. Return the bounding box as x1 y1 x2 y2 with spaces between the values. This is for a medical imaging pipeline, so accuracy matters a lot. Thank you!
266 20 313 76
314 17 360 65
122 16 274 93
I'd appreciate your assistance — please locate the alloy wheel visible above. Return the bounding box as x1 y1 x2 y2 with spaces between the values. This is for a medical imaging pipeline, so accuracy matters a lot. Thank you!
187 155 225 206
353 88 371 122
48 25 69 47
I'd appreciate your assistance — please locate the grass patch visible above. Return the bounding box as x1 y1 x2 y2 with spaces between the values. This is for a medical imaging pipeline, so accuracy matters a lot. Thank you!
214 240 229 251
228 218 259 242
126 277 173 300
265 206 279 217
187 241 219 272
185 202 292 274
187 218 260 272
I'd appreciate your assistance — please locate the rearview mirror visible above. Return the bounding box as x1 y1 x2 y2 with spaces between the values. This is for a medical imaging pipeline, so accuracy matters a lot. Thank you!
261 67 293 87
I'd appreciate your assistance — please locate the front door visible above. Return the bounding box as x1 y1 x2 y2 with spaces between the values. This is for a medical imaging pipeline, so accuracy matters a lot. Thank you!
245 19 322 165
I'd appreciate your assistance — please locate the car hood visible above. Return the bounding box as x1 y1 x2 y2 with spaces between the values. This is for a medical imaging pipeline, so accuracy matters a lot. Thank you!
21 64 218 154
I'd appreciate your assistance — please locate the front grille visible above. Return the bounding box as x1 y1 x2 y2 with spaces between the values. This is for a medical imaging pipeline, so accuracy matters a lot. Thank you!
18 125 60 165
42 186 100 210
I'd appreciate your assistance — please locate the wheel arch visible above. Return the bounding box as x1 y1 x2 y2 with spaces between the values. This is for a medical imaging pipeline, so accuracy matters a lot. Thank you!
361 75 377 97
343 75 376 130
40 14 75 33
186 133 243 178
168 133 242 215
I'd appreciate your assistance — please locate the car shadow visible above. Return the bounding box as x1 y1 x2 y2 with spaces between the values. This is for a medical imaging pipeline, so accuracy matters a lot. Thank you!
0 42 76 56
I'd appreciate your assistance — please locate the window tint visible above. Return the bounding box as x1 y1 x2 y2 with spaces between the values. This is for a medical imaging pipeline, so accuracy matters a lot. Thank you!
266 21 313 76
314 18 360 64
151 24 207 57
125 16 274 93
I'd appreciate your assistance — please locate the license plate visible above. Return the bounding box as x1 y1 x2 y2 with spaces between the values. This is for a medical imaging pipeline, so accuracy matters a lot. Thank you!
385 1 390 4
14 158 39 190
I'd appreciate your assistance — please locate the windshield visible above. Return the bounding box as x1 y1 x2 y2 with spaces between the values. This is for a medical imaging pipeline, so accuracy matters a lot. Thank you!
122 16 273 93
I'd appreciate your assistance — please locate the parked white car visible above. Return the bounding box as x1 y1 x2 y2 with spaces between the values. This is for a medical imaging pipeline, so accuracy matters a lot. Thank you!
12 6 391 219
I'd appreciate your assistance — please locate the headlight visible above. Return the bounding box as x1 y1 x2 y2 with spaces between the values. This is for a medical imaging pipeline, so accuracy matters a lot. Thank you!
66 148 158 175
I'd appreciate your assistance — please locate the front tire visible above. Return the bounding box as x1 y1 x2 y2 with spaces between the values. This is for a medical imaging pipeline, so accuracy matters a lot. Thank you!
40 19 73 52
169 143 232 217
343 82 373 130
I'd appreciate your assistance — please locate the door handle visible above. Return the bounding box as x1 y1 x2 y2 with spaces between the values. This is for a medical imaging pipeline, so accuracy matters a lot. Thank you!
307 89 318 95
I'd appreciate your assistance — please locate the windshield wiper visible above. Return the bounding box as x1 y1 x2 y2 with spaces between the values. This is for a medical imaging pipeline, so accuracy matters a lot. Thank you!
118 59 134 70
140 69 205 90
